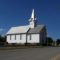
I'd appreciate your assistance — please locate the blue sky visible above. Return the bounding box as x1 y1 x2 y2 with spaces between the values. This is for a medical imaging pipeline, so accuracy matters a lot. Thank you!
0 0 60 40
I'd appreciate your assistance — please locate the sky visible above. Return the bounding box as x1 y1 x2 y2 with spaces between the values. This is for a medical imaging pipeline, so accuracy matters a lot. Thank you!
0 0 60 40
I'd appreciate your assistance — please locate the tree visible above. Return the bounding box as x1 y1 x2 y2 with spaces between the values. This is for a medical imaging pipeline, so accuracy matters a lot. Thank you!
0 35 6 42
46 37 53 46
0 35 6 46
56 39 60 46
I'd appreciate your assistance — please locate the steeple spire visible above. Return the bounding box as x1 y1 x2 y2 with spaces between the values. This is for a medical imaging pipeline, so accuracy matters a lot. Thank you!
29 9 37 28
29 9 36 21
31 9 35 20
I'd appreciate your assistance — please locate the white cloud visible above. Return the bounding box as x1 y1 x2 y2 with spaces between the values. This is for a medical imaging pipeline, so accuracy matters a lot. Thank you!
0 28 4 32
0 28 6 36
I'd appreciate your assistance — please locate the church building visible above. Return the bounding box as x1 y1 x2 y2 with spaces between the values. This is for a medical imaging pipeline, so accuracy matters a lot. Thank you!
6 9 47 45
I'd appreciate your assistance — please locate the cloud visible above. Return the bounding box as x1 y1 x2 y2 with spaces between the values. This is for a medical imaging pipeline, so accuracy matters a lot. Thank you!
0 28 4 32
0 28 6 35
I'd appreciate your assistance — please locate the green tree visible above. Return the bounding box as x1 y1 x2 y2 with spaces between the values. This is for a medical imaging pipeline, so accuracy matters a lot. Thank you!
47 37 53 46
56 39 60 46
0 35 6 46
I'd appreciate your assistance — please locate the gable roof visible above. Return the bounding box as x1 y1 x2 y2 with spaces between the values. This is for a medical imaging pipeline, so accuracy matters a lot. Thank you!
28 25 45 34
6 25 29 34
6 25 45 35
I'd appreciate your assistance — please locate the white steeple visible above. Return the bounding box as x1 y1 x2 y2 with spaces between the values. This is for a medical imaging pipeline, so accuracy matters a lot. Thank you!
31 9 35 20
29 9 37 28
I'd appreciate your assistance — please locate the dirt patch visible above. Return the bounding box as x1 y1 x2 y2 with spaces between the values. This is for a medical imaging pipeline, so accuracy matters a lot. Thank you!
51 54 60 60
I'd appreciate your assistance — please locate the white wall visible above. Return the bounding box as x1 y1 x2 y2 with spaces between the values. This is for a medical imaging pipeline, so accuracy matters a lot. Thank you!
7 34 26 44
27 34 40 43
7 34 40 44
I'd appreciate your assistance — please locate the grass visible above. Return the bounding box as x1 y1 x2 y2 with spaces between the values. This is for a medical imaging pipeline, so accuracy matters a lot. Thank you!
0 43 60 50
0 45 44 50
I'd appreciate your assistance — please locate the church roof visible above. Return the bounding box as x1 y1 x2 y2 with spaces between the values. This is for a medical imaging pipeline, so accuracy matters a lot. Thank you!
28 25 45 34
6 25 45 35
6 25 29 34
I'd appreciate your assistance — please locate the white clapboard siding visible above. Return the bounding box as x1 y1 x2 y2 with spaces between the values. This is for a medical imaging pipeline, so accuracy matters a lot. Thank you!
27 34 40 43
7 34 26 44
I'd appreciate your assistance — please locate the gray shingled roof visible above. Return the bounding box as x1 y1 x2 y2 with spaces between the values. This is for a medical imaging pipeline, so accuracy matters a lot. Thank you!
28 25 45 34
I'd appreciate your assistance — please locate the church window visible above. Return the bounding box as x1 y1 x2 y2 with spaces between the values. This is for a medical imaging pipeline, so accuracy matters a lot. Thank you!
30 34 31 40
10 35 11 40
20 34 22 40
15 35 16 40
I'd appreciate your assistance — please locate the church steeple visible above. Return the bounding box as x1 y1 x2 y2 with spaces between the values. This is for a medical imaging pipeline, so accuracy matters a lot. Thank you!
29 9 37 28
31 9 35 20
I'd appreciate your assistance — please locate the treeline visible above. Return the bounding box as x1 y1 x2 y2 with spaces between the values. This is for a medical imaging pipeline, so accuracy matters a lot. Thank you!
46 37 60 46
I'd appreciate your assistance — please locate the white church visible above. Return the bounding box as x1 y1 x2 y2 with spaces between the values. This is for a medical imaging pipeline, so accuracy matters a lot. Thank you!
6 9 47 45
